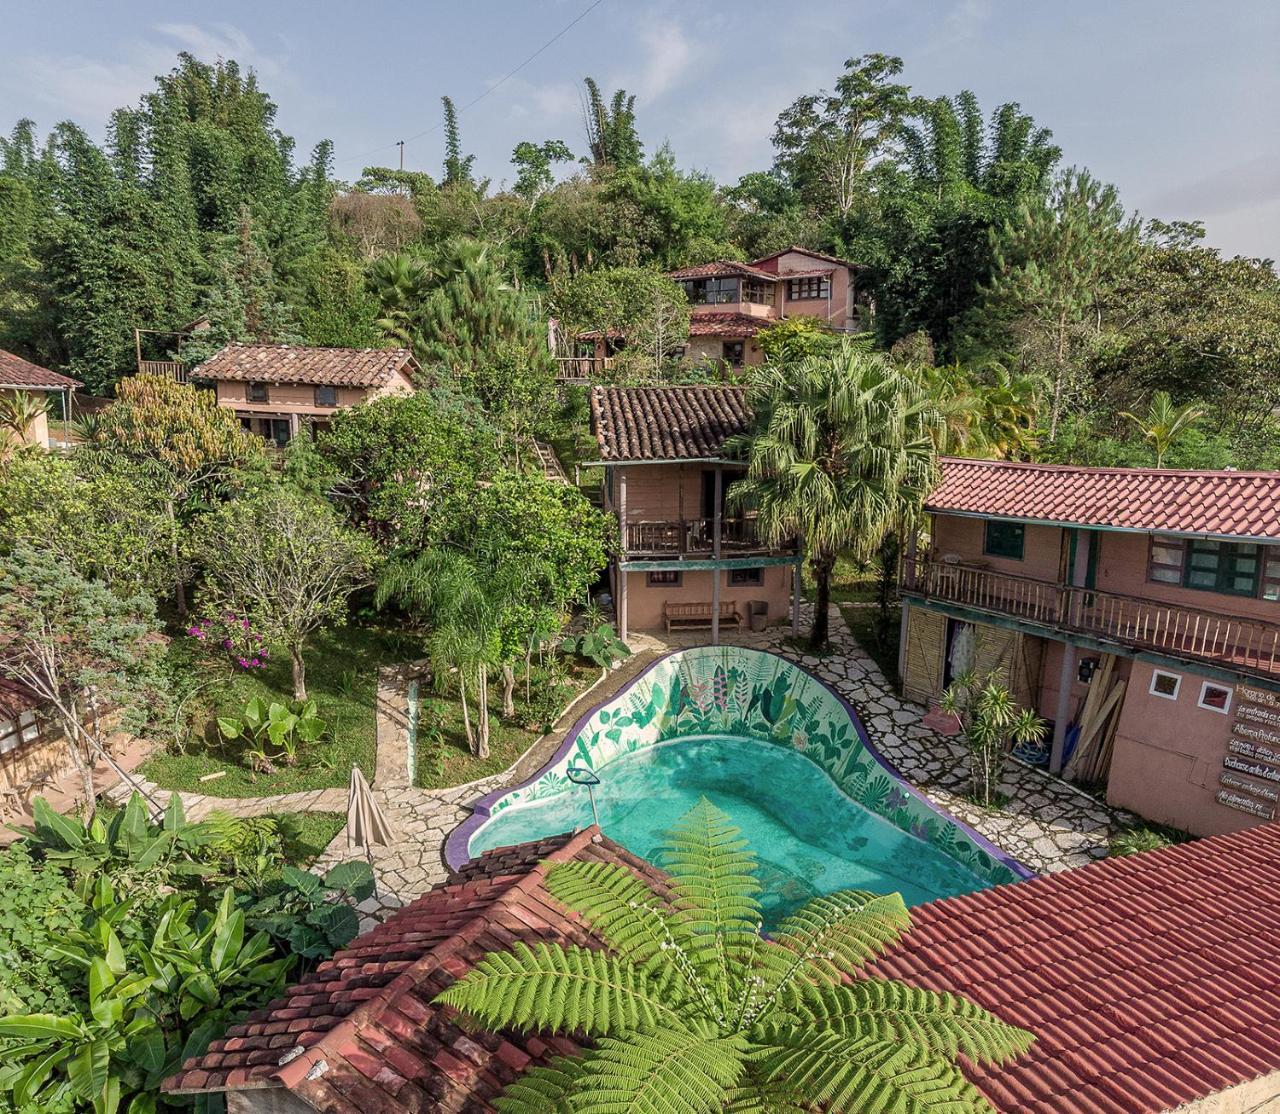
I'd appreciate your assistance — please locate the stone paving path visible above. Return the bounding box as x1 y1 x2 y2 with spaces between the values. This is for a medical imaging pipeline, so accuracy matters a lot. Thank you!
117 606 1136 926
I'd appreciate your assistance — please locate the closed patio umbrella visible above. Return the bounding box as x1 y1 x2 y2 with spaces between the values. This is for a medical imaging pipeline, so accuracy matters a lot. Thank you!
346 764 393 883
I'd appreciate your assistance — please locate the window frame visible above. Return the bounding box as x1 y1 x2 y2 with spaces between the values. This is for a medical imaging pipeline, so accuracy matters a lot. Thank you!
314 385 338 407
1148 669 1182 701
722 341 745 368
1184 538 1261 598
741 279 775 306
787 276 831 301
680 276 738 305
646 570 682 588
246 381 269 403
983 520 1025 560
728 567 763 587
1196 680 1233 715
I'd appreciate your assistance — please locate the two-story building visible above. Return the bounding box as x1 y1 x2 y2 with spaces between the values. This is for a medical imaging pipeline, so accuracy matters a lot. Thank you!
567 247 864 378
192 344 419 445
900 457 1280 837
590 385 800 641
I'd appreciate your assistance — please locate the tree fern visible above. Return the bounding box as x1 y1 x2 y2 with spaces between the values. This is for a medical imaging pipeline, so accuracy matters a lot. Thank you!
437 800 1033 1112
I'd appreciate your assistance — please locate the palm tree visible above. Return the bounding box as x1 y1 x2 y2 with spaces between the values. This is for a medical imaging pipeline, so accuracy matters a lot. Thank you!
366 252 433 347
729 342 942 648
439 799 1034 1113
0 390 49 443
1120 391 1206 467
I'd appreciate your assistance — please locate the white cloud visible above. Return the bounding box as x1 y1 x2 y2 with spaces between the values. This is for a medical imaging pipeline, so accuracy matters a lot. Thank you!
627 20 697 102
1 23 290 135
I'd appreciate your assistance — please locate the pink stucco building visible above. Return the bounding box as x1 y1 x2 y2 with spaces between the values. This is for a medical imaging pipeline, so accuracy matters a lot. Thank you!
901 457 1280 838
589 385 801 640
192 344 418 445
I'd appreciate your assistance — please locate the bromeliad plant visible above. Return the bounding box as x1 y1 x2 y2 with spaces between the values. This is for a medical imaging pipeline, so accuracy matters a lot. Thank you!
437 799 1034 1113
941 670 1047 807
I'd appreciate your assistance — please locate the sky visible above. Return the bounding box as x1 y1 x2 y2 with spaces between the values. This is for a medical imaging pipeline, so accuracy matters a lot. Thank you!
3 0 1278 261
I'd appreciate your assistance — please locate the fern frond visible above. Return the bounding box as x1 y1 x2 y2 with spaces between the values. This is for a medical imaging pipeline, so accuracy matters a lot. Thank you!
775 981 1035 1066
751 1029 994 1113
494 1055 584 1113
768 889 911 983
544 861 676 971
569 1025 746 1114
659 798 763 1005
435 942 692 1036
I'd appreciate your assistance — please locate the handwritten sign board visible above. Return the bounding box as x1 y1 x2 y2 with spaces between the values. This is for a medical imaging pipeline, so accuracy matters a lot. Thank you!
1218 684 1280 821
1221 771 1279 802
1217 789 1275 820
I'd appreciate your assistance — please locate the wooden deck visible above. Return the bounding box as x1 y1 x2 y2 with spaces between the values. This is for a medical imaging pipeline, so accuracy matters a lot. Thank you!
904 558 1280 680
555 356 614 383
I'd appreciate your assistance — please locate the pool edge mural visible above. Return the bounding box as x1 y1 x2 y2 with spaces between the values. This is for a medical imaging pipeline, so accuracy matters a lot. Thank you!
445 646 1032 886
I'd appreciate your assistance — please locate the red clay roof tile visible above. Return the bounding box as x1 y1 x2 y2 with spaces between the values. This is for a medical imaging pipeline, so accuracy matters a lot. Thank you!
929 456 1280 540
192 344 417 388
0 348 81 390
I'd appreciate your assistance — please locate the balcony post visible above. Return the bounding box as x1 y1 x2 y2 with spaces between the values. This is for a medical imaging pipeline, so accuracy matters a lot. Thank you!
1049 642 1076 774
711 465 723 646
617 467 628 642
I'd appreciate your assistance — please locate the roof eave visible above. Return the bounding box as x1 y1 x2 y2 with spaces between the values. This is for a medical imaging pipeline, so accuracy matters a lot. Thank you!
925 506 1280 544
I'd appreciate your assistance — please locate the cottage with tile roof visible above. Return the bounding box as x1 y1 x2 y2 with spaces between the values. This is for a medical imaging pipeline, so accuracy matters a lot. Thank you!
191 344 419 446
588 384 800 641
165 822 1280 1113
901 456 1280 840
564 246 866 380
0 348 80 448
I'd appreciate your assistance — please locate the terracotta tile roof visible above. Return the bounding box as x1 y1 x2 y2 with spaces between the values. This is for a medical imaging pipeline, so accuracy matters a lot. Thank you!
687 311 768 338
167 822 1280 1114
191 344 417 388
0 679 41 722
162 829 669 1112
666 260 778 282
866 822 1280 1113
0 349 80 390
929 456 1280 541
590 385 751 461
750 245 861 272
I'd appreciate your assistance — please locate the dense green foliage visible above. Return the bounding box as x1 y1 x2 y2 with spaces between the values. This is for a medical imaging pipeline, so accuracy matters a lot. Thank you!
440 799 1033 1112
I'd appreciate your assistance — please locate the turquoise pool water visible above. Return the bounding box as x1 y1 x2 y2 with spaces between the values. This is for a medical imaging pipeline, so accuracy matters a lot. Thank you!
468 734 992 924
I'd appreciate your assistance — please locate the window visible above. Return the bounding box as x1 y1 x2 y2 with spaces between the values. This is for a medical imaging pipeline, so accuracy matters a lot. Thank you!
741 279 775 306
647 570 682 587
1148 535 1186 584
1185 539 1260 597
1149 670 1181 700
787 276 831 301
246 381 269 403
680 277 738 305
729 568 763 587
1197 681 1233 714
314 385 338 407
1266 548 1280 601
983 520 1025 560
722 341 745 368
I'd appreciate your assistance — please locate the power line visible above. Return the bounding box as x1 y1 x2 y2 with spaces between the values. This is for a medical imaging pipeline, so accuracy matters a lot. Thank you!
337 0 606 170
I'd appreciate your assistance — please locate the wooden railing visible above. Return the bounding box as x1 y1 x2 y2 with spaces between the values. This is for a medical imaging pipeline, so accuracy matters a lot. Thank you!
903 558 1280 679
137 359 188 383
623 517 796 557
555 356 614 382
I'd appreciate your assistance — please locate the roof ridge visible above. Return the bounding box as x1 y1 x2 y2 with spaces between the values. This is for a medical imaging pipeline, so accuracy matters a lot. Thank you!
272 826 605 1090
938 456 1280 480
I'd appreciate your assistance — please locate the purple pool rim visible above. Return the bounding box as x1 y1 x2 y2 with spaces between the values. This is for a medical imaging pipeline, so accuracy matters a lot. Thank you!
443 646 1035 883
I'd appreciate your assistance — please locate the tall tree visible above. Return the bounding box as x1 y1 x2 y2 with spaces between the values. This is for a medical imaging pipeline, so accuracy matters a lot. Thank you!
771 53 912 220
1119 390 1206 467
84 375 265 615
441 96 476 188
440 799 1034 1113
511 139 574 206
965 169 1139 439
581 79 643 171
729 341 941 648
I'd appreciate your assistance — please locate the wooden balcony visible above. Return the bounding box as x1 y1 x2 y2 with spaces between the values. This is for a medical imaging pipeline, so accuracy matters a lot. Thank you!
623 516 797 558
555 356 614 382
903 558 1280 680
137 359 188 383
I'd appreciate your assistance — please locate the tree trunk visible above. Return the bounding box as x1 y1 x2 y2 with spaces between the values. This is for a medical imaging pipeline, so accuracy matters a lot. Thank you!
167 498 186 618
501 664 516 719
809 555 833 649
290 645 307 701
459 671 474 750
476 668 491 760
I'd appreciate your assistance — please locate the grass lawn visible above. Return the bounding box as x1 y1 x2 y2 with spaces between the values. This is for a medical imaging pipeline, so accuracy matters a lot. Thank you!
143 623 417 798
801 553 882 605
277 811 346 865
415 658 599 789
840 602 901 687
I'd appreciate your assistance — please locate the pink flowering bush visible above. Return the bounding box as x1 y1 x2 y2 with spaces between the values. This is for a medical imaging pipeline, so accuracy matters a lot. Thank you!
189 612 270 672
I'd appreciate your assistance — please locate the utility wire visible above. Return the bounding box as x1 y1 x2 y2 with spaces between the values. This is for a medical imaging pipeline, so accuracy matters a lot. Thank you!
337 0 606 170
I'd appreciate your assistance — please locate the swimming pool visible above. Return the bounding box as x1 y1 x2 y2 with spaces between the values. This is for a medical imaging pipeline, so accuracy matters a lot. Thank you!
447 647 1029 921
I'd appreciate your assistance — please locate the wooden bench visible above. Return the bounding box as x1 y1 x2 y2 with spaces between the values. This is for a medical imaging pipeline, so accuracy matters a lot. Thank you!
663 600 742 633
